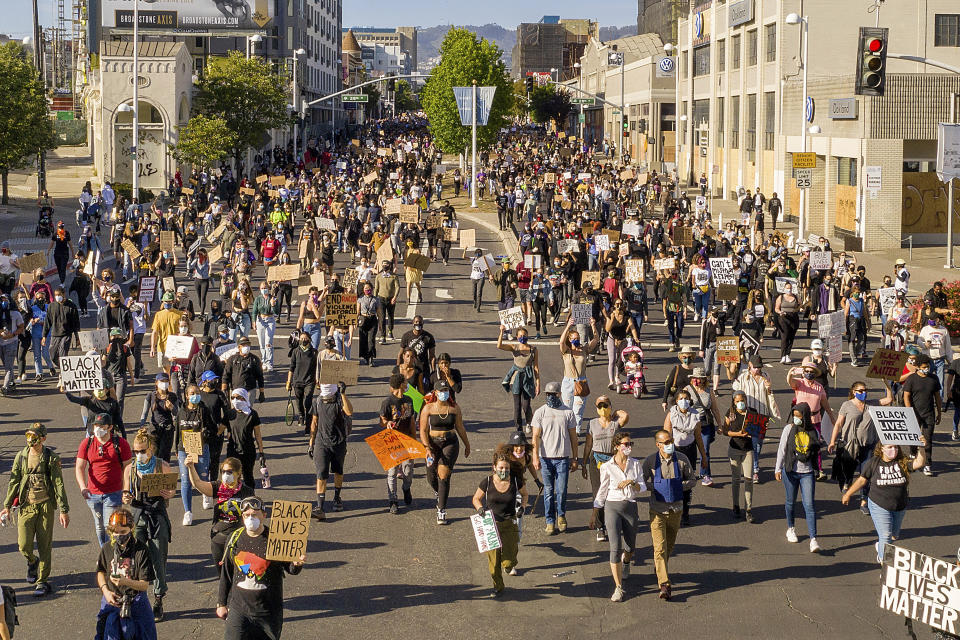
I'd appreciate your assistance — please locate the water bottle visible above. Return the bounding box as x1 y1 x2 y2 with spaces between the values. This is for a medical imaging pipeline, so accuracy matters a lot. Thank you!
0 512 8 527
260 464 271 489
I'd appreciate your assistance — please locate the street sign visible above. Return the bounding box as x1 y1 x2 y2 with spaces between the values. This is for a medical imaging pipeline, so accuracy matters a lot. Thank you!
579 113 585 123
792 152 816 169
341 94 368 103
795 168 813 189
865 165 882 192
571 97 595 105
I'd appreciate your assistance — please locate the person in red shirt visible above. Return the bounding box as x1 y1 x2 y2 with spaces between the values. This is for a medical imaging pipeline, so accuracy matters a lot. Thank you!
260 231 281 267
75 413 132 546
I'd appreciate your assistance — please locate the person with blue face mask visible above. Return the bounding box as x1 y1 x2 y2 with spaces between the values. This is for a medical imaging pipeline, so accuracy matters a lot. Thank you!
559 316 599 435
498 326 540 433
418 380 471 525
663 390 707 526
642 429 698 601
174 384 215 527
723 391 756 523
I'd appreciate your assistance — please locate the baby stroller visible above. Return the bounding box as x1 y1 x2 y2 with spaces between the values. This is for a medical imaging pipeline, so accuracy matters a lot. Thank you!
36 206 53 238
618 341 647 398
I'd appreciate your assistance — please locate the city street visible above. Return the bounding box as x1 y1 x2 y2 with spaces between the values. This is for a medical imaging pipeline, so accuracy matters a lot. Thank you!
0 195 957 639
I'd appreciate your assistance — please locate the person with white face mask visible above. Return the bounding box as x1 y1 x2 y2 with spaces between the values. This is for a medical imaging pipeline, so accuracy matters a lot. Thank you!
75 413 133 546
217 497 304 639
222 336 265 406
663 390 707 526
225 388 265 488
592 430 645 603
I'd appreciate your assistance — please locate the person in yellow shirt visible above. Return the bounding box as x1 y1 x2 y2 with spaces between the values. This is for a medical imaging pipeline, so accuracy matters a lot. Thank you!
150 291 184 373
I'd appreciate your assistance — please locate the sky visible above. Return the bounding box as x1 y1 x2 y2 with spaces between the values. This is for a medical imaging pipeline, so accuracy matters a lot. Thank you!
4 0 639 38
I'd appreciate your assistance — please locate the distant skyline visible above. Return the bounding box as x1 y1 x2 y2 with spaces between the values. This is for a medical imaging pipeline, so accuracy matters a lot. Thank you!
5 1 638 38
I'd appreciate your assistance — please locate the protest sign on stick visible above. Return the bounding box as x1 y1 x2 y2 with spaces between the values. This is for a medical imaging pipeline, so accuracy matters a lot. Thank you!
319 359 359 386
867 349 909 381
498 307 526 330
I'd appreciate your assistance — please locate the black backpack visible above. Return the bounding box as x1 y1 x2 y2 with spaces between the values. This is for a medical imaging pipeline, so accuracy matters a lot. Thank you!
2 585 19 637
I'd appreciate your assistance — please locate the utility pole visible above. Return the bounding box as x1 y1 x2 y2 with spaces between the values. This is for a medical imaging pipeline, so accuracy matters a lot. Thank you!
132 0 140 201
471 80 477 209
32 0 46 196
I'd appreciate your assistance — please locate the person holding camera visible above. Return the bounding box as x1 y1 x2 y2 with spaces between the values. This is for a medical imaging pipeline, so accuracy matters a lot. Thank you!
94 508 156 640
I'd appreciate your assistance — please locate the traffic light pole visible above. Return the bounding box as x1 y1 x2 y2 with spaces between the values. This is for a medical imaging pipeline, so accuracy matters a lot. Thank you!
471 81 477 209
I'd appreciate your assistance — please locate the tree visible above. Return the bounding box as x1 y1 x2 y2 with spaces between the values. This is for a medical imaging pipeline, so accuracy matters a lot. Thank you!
420 28 513 154
0 42 57 204
170 114 238 170
529 86 572 131
361 82 381 118
394 80 419 113
193 52 289 166
509 79 530 119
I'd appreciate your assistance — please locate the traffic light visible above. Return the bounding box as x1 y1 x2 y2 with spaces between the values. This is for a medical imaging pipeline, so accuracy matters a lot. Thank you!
855 26 888 96
638 119 647 134
622 119 630 137
525 76 534 92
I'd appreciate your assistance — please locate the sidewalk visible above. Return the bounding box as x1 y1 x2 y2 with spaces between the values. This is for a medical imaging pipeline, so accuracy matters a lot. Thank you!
1 145 96 217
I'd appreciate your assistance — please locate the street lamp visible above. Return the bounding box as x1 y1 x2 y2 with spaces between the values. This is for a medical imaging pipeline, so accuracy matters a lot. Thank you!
664 43 675 55
246 34 263 59
574 62 583 142
786 11 810 240
550 67 558 84
292 48 306 162
676 114 688 198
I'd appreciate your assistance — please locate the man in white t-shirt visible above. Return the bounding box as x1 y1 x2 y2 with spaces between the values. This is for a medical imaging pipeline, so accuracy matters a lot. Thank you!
894 258 910 294
0 241 20 297
531 382 579 535
0 292 25 394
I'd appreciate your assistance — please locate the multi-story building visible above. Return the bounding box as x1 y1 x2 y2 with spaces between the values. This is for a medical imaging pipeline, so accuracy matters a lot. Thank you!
675 0 960 250
638 0 690 46
512 16 599 82
345 27 418 77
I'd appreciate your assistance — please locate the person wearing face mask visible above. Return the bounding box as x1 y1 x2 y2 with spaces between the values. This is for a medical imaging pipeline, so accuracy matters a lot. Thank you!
356 282 380 366
903 354 942 476
286 332 317 432
418 380 469 525
62 374 126 438
642 429 698 600
76 414 133 546
94 508 157 640
723 391 756 522
399 315 436 391
663 390 707 526
380 374 417 515
469 249 487 312
139 373 179 462
226 388 265 489
174 384 217 526
154 250 177 299
430 352 462 402
187 335 223 389
919 312 952 397
733 355 780 483
842 286 869 367
121 429 174 621
558 316 599 435
471 451 529 598
531 381 578 535
774 403 824 552
842 437 927 563
149 292 183 374
828 380 893 514
0 292 25 394
41 285 80 378
252 282 281 373
592 430 644 602
185 455 253 565
583 396 629 542
97 288 134 345
125 285 150 382
800 338 835 389
373 261 399 343
1 423 70 598
685 368 723 487
102 328 135 414
662 346 696 413
498 325 540 433
217 497 304 640
222 336 265 406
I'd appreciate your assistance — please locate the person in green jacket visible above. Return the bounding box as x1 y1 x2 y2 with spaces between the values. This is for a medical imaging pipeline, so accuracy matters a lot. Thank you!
1 422 70 597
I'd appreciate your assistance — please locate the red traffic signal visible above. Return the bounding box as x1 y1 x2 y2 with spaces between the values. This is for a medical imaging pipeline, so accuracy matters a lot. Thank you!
855 26 888 97
867 38 883 53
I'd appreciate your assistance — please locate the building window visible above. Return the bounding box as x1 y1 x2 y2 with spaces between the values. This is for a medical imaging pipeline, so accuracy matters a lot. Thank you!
746 94 757 160
731 95 740 148
717 97 724 147
838 158 858 186
936 15 960 46
765 24 776 62
717 39 725 71
763 91 775 150
693 45 710 77
731 34 741 69
747 29 758 66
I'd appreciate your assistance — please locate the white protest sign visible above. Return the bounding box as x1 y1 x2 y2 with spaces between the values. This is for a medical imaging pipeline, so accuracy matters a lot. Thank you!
868 406 923 446
827 334 843 365
164 335 195 360
595 235 611 251
775 277 799 294
315 217 336 231
877 287 897 316
498 307 526 330
571 304 593 325
558 239 580 254
622 222 642 237
60 355 103 392
695 195 707 210
809 250 832 270
523 254 542 270
879 545 960 635
817 310 845 339
215 342 237 357
709 257 736 286
653 258 676 271
78 329 110 353
470 512 501 553
624 259 644 283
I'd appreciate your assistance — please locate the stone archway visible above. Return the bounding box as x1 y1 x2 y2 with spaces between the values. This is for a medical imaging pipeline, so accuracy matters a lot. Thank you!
112 99 169 191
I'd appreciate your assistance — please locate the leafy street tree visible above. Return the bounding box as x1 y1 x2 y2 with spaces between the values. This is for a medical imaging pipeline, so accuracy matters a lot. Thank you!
509 79 530 119
420 28 513 154
394 80 419 113
529 86 572 131
170 114 238 170
0 42 57 204
193 52 289 167
362 82 381 118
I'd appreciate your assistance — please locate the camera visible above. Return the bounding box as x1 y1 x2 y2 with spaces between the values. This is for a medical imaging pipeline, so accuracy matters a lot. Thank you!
119 593 133 619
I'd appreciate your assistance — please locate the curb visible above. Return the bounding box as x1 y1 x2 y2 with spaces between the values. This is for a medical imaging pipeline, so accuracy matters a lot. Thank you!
455 208 521 265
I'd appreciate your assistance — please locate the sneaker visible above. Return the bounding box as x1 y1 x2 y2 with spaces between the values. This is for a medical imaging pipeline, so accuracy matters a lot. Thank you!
752 471 760 484
524 424 532 436
311 506 326 521
783 355 792 364
153 595 164 622
809 538 821 553
557 516 567 532
27 558 38 584
816 471 827 481
596 530 608 543
33 581 51 598
202 495 213 510
668 345 676 352
701 475 713 487
786 527 798 543
659 583 672 600
389 502 399 515
922 466 934 477
333 496 344 511
732 505 741 519
621 553 631 577
611 586 625 602
746 510 756 524
508 567 518 576
182 511 193 526
545 523 556 535
779 356 786 364
490 589 503 599
35 374 42 382
403 488 412 506
436 509 448 525
952 430 959 442
860 501 870 515
16 375 25 384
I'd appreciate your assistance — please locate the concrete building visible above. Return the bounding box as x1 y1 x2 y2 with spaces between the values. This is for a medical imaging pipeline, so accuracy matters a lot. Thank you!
512 16 599 82
675 0 960 250
344 27 417 76
638 0 690 47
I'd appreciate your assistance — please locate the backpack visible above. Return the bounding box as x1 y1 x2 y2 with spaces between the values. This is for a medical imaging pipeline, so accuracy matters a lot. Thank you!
2 584 19 637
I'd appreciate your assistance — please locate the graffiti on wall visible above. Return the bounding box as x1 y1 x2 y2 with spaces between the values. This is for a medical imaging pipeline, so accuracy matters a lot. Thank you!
835 184 857 232
902 172 960 235
114 127 166 190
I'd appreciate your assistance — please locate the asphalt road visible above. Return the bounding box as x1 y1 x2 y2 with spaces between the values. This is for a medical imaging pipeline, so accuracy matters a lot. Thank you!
0 202 958 640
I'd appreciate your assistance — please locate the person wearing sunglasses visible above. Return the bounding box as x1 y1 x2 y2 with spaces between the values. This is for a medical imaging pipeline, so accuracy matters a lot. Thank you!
582 396 629 543
121 429 175 622
184 455 254 566
217 497 305 640
591 430 644 603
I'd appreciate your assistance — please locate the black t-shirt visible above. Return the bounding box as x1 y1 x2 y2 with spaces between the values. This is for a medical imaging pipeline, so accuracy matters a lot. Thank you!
218 528 301 617
400 330 436 370
210 480 255 534
379 394 416 437
53 230 71 254
727 412 752 451
948 359 960 395
96 538 155 596
310 395 349 447
200 390 229 430
903 373 941 420
478 472 525 521
227 409 261 457
861 456 909 511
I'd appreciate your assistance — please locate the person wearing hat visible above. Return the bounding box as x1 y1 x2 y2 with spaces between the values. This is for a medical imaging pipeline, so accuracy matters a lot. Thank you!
222 336 265 405
187 334 223 388
217 496 304 639
2 423 69 597
97 284 134 343
490 258 519 332
801 339 835 390
893 258 910 295
380 373 418 514
531 381 579 535
94 508 157 639
419 379 470 525
684 367 722 486
469 249 487 312
77 413 132 546
787 362 837 480
662 346 696 413
150 291 184 373
497 431 542 491
174 285 195 321
733 355 781 483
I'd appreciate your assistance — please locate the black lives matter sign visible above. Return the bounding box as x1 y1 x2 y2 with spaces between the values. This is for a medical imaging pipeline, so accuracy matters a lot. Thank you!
867 406 923 446
880 545 960 635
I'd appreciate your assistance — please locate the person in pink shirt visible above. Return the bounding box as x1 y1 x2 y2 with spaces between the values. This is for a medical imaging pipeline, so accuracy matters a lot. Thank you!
787 363 837 479
260 230 281 267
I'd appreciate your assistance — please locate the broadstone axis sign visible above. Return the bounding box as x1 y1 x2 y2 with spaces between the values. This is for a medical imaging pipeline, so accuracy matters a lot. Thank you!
103 0 275 33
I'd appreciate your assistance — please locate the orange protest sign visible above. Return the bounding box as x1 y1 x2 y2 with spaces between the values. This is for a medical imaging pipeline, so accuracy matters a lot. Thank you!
364 429 427 471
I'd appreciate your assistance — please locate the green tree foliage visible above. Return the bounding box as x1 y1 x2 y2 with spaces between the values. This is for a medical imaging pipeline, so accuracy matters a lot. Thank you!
420 28 513 153
0 42 57 204
170 114 238 170
362 82 381 118
509 79 530 119
529 86 572 130
193 52 289 164
394 80 419 113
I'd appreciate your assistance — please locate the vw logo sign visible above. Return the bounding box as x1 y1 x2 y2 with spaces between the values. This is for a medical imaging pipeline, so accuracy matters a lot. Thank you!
694 12 704 39
805 96 815 123
658 57 675 73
